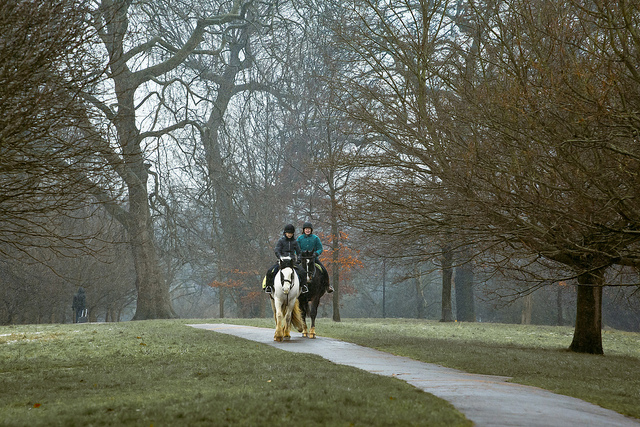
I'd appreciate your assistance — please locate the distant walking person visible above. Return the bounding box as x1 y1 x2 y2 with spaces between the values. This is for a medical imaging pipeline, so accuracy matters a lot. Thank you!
72 287 87 323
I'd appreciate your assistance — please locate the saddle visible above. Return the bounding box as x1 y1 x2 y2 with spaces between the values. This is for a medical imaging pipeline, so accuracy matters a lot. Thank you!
312 262 324 278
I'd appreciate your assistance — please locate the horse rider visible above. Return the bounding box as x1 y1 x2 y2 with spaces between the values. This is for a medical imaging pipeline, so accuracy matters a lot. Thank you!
297 221 334 293
263 224 308 294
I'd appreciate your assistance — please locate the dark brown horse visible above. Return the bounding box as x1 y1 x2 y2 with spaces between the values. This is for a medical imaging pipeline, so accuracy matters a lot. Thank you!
298 251 330 338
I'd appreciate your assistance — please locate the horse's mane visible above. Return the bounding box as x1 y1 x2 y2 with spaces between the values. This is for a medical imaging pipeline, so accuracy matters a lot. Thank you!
278 255 295 270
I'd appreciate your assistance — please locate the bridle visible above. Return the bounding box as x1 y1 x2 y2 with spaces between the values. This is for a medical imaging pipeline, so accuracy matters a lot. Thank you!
275 267 296 308
302 255 315 282
279 269 293 288
276 256 298 300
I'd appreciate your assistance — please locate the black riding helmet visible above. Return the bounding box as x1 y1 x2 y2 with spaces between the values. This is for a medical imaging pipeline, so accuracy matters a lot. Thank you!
302 221 313 232
283 224 295 234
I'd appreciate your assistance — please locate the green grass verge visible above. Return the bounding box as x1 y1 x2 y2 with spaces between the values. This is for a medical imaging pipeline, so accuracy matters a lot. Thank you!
0 320 470 426
208 318 640 420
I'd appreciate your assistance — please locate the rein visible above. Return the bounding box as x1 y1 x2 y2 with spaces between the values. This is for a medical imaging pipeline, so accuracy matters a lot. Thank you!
302 256 316 281
279 269 293 287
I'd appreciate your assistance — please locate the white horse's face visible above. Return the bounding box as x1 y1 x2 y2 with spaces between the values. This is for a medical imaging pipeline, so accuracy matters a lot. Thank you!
279 267 294 295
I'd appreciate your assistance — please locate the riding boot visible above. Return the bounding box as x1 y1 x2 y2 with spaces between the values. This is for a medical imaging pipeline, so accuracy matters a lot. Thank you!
265 276 274 293
263 269 275 293
295 266 308 293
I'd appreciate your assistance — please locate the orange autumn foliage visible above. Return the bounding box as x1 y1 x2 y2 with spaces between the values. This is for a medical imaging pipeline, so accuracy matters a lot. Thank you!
318 231 363 294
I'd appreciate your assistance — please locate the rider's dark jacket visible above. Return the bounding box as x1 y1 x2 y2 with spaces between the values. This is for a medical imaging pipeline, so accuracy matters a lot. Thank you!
274 234 301 261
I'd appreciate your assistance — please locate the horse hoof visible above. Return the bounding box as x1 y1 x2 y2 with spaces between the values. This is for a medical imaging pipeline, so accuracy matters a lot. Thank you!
274 336 283 342
302 332 308 337
284 336 290 341
309 333 316 339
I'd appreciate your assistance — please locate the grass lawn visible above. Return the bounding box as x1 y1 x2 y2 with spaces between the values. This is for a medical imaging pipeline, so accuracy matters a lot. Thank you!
210 317 640 420
0 320 469 426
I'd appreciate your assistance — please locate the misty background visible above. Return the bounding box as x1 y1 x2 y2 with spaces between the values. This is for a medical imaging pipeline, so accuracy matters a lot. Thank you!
1 0 639 339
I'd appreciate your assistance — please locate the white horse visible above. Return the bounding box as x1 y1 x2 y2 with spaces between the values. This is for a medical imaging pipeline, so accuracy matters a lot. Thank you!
270 256 304 341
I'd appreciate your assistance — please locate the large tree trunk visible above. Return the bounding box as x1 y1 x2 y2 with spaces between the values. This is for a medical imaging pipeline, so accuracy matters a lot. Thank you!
440 245 453 322
129 181 176 320
113 71 175 320
219 287 225 318
84 0 244 322
330 213 341 322
454 260 475 322
199 38 253 316
415 264 425 319
556 285 564 326
521 293 533 325
569 270 604 354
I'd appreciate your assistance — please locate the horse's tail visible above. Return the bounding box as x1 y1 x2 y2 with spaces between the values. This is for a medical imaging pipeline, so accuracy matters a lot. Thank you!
292 299 304 332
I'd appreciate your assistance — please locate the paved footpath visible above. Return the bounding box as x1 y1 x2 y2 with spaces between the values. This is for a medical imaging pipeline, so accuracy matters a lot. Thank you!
189 323 639 427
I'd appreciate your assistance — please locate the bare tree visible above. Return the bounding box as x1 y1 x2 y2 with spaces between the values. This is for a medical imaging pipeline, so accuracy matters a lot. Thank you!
0 0 104 257
269 0 369 321
440 0 640 353
339 0 640 353
0 212 136 324
142 0 308 317
78 0 249 319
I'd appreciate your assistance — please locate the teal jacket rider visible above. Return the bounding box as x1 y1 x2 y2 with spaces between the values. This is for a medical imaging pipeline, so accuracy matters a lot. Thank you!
297 233 323 257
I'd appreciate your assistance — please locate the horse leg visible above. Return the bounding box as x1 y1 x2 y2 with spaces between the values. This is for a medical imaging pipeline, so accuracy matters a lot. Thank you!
274 323 283 341
284 325 291 340
274 318 283 341
309 297 320 338
283 308 292 340
301 301 309 338
269 297 277 326
274 303 284 342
